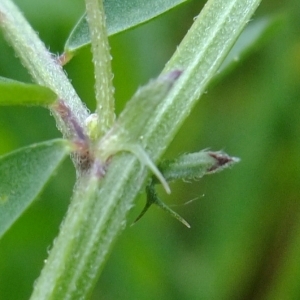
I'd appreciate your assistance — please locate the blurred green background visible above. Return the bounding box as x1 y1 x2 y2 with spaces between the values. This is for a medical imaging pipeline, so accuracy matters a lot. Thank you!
1 0 300 299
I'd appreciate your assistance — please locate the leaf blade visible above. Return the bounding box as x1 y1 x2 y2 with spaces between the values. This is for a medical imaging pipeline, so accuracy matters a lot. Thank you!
0 77 57 106
64 0 188 58
0 139 70 238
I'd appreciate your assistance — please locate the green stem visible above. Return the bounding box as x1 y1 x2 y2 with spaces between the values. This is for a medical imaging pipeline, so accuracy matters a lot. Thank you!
30 0 261 299
0 0 89 136
85 0 115 137
146 0 262 155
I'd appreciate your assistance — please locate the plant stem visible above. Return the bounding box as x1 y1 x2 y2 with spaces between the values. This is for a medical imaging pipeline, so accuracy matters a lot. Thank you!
85 0 115 137
0 0 89 136
30 0 261 299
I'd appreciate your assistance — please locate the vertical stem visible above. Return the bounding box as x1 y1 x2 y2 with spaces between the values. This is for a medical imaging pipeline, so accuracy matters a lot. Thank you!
30 1 261 299
85 0 115 137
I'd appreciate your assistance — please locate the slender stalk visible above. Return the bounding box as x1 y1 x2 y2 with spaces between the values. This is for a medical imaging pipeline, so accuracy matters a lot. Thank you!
85 0 115 137
30 0 261 299
0 0 89 136
147 0 262 155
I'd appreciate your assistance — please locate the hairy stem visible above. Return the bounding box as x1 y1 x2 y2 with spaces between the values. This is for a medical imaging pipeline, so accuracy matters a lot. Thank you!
85 0 115 137
0 0 89 136
30 0 261 299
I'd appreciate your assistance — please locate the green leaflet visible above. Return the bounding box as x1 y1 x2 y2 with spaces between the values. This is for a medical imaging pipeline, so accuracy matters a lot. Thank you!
63 0 188 60
0 77 57 106
0 139 70 238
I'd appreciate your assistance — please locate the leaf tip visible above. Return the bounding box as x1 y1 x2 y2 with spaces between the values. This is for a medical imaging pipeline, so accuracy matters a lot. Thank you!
207 151 240 173
166 69 183 81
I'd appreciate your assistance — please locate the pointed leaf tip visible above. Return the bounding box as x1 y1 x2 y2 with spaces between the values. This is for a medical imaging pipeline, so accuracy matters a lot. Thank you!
97 70 183 160
207 152 240 173
164 69 183 81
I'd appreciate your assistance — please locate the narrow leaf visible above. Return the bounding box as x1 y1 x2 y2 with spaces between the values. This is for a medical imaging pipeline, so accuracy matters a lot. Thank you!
97 71 182 194
98 70 182 159
134 150 240 226
64 0 188 59
157 150 240 183
0 139 71 238
0 77 57 106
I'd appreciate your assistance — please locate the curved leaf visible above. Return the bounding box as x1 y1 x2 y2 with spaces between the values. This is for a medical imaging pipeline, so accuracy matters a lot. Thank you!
64 0 188 59
0 139 71 238
0 77 57 106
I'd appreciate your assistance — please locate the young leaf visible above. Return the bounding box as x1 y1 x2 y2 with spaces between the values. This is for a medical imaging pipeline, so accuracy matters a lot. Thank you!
0 77 57 106
157 150 240 183
98 70 182 157
97 70 182 193
0 139 71 239
135 150 240 226
63 0 188 61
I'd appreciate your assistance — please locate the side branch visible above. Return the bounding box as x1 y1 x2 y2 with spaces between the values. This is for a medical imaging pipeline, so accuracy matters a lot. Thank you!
0 0 89 137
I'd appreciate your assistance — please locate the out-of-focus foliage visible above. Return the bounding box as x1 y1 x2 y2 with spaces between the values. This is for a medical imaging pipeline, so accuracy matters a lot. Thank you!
0 139 69 239
0 0 300 299
0 77 57 106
